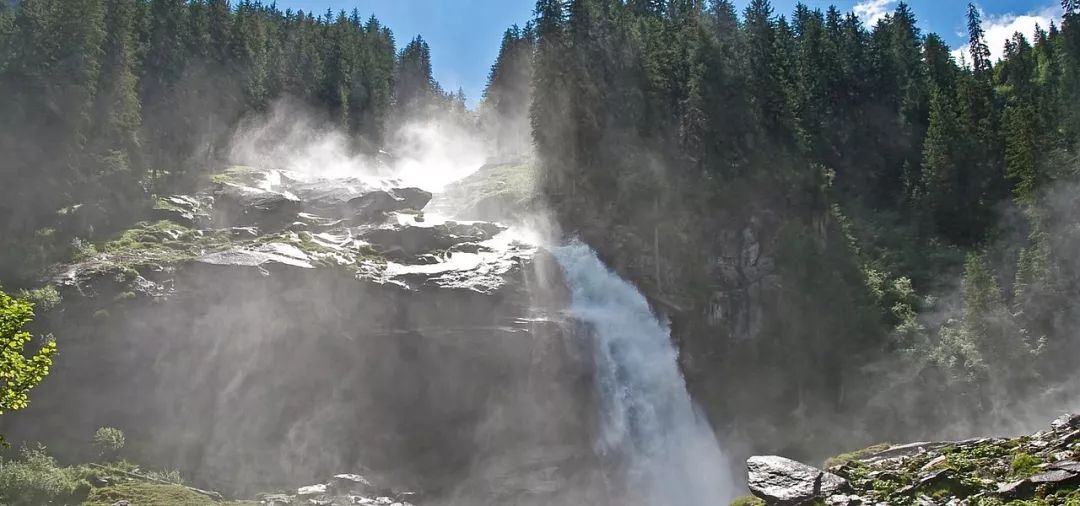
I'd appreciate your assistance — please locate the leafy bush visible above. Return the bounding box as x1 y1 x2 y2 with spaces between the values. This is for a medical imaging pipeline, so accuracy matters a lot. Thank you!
93 427 126 460
0 290 57 446
0 445 89 505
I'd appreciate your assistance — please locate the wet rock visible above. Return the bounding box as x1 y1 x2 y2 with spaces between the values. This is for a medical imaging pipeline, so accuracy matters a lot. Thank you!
152 194 212 227
328 474 380 497
214 183 302 228
297 483 327 497
349 188 432 221
260 493 294 505
748 455 850 505
360 221 504 258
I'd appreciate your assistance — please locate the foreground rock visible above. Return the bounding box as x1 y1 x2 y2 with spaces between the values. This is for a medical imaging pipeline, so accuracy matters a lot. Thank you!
743 414 1080 505
747 455 848 505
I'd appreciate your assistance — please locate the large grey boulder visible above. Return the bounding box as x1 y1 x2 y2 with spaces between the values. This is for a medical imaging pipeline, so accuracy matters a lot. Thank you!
748 455 850 505
213 183 302 227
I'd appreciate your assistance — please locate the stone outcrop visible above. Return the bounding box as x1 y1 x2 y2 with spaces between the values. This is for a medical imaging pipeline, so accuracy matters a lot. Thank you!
743 414 1080 505
8 165 608 504
747 456 849 505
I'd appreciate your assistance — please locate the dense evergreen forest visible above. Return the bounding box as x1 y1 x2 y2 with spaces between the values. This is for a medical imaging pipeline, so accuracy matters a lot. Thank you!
530 0 1080 450
4 0 1080 466
0 0 472 284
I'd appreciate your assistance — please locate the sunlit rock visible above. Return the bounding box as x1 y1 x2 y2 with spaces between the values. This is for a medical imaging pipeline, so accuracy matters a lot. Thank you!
747 455 849 505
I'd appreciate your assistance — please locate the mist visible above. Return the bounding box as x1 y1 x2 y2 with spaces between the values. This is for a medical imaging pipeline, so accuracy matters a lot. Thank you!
3 1 1080 505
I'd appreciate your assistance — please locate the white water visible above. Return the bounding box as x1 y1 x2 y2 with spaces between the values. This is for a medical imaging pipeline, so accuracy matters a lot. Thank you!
553 242 735 505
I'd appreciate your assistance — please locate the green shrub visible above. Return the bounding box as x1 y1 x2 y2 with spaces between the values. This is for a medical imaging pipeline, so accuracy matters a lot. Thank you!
93 427 126 459
0 445 89 505
1010 452 1041 477
0 290 57 446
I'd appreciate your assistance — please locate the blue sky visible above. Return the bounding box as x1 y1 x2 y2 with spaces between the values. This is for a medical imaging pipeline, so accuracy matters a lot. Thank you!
272 0 1062 107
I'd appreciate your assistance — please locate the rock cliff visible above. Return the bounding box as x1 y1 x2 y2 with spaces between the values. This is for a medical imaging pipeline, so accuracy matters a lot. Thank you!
4 165 608 503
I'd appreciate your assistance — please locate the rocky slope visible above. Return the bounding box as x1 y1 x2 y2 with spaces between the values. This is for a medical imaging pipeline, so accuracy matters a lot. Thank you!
4 164 610 503
742 414 1080 505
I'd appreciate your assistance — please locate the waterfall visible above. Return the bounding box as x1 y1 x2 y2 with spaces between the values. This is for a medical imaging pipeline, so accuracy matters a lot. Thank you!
553 242 735 505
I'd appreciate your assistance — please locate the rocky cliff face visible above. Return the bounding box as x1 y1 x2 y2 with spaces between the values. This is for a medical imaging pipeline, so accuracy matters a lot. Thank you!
4 165 609 503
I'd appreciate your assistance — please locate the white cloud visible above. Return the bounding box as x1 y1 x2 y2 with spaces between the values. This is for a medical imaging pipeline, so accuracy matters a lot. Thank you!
854 0 896 27
950 4 1060 65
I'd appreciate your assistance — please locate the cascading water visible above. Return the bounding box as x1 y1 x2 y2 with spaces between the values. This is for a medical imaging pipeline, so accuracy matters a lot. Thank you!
553 241 735 505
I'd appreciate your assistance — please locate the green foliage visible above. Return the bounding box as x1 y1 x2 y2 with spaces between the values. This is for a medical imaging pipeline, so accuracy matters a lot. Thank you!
728 496 766 506
13 286 61 312
1010 452 1041 477
0 445 90 506
824 442 893 468
0 290 56 446
93 427 126 459
530 0 1080 443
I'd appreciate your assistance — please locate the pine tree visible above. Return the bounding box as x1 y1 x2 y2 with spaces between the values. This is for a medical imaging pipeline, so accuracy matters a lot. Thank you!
1003 104 1039 204
396 35 435 117
967 3 992 79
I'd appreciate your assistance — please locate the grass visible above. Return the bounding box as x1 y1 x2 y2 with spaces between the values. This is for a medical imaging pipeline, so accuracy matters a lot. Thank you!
728 496 766 506
0 446 256 506
209 166 266 187
1010 452 1042 478
823 442 893 468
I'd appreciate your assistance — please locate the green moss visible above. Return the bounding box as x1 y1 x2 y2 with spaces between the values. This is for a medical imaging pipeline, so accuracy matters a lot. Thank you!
84 481 224 506
824 442 893 468
728 496 766 506
210 165 265 187
440 160 538 215
0 446 90 506
1010 452 1042 478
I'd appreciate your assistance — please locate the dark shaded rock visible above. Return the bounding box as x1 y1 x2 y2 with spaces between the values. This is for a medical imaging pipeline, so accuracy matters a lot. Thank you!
748 455 849 505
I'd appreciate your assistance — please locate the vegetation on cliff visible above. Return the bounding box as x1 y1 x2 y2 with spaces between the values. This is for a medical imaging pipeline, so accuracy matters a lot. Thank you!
529 0 1080 453
740 414 1080 505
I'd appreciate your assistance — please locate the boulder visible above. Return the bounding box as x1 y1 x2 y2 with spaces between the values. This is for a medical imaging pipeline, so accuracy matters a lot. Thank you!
214 183 302 228
748 455 850 505
1052 414 1080 432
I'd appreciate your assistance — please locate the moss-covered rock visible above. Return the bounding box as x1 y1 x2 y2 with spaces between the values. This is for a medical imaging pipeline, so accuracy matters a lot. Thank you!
747 414 1080 506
